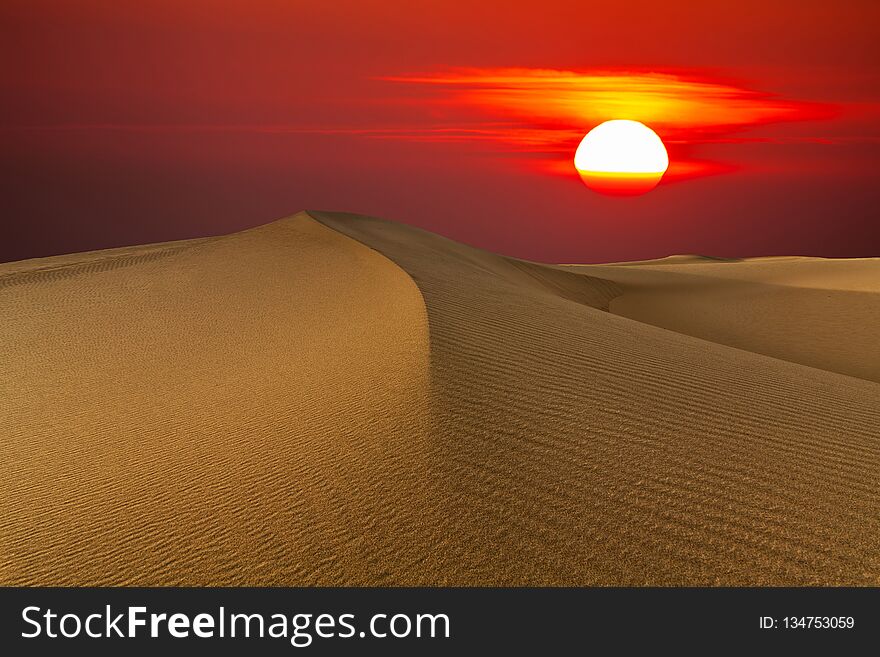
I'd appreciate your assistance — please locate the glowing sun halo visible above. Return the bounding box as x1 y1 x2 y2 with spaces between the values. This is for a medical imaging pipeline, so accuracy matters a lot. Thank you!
574 120 669 196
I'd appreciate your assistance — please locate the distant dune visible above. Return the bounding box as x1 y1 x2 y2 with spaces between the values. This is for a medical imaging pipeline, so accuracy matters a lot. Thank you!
567 255 880 382
1 211 878 585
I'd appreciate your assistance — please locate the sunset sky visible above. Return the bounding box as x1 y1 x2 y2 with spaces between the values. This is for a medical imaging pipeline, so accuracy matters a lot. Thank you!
2 0 879 263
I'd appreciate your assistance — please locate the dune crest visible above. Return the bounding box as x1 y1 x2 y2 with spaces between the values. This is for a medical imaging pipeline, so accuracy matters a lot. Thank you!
1 214 431 585
572 255 880 381
1 210 878 585
315 211 880 585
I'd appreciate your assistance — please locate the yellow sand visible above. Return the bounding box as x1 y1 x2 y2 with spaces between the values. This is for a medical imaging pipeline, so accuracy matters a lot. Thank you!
1 216 430 585
567 256 880 382
1 211 878 585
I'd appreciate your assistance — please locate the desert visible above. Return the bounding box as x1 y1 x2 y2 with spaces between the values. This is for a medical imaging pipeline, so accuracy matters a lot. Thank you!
1 211 878 586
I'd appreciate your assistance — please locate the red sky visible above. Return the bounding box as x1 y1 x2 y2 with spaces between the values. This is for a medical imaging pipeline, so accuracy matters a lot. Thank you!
2 0 879 263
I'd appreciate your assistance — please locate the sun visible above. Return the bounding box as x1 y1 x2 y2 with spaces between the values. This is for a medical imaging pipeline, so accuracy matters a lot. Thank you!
574 120 669 196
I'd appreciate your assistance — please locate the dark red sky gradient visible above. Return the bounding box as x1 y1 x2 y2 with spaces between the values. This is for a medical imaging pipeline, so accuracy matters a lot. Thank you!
2 0 879 263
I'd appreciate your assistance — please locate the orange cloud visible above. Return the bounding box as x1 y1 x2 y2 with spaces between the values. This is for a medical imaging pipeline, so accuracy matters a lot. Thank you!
388 69 827 129
379 68 834 181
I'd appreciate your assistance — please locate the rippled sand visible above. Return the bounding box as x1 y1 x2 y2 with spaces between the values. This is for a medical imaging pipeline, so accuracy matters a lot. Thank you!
1 211 878 585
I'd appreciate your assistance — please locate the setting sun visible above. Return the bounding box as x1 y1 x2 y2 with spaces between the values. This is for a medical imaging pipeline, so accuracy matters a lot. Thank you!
574 120 669 196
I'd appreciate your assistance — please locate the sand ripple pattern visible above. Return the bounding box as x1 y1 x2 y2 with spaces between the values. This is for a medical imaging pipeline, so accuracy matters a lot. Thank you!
1 215 430 585
2 210 878 585
315 211 880 585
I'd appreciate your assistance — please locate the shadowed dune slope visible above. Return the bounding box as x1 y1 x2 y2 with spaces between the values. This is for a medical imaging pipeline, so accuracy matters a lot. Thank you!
314 211 880 585
567 257 880 382
2 210 879 585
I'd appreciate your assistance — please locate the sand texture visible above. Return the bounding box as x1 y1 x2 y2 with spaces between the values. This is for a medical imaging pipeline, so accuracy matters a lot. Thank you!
1 211 878 585
565 256 880 382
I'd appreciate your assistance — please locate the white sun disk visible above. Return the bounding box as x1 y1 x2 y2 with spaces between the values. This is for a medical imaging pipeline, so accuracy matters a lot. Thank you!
574 120 669 174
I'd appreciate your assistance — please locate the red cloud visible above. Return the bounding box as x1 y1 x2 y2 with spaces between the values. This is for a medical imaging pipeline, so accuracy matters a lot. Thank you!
378 68 835 182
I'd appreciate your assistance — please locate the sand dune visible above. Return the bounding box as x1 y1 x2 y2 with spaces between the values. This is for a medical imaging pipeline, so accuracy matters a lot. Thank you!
1 211 878 585
567 256 880 382
1 216 431 585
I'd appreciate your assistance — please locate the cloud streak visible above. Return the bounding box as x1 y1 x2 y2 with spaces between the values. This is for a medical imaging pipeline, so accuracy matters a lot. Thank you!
375 68 836 181
382 68 833 140
8 68 840 184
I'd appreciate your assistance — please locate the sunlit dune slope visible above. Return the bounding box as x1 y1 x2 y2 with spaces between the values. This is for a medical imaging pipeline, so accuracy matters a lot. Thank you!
2 211 879 586
1 214 431 585
566 256 880 382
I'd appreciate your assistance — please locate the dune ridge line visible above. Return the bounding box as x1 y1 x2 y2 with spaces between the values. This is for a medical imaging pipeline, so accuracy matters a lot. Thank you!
1 210 877 585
